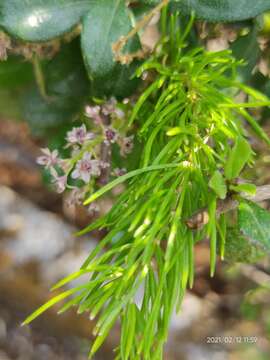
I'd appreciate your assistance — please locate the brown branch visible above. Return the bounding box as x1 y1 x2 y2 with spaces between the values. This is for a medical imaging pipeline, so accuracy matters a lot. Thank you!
112 0 169 65
186 185 270 230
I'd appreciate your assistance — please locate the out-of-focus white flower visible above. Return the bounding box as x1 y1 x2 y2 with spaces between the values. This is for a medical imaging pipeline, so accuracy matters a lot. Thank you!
66 124 95 146
85 105 102 124
37 148 59 169
71 152 101 183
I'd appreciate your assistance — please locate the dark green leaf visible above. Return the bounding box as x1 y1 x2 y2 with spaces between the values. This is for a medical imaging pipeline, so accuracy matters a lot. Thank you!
170 1 270 22
45 41 89 97
238 200 270 251
81 0 141 98
0 0 91 41
0 89 22 119
0 56 34 88
131 3 153 21
222 228 265 263
249 71 268 94
231 27 260 83
21 41 89 135
21 87 79 135
224 136 252 180
0 57 34 119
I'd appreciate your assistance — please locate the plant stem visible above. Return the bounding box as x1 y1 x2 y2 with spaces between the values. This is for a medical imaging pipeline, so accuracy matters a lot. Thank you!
186 184 270 230
32 54 49 101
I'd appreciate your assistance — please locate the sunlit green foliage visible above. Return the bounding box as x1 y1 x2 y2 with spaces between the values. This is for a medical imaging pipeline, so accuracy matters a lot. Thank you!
22 14 270 359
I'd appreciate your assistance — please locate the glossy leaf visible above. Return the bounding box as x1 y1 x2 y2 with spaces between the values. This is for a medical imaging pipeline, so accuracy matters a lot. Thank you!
0 0 91 42
45 41 89 97
131 3 153 21
21 41 89 135
238 200 270 251
81 0 141 98
22 88 79 135
224 136 252 180
170 1 270 22
231 27 260 83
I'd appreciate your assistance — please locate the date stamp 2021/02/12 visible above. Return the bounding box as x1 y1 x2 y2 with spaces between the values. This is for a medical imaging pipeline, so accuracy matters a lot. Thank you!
206 336 258 344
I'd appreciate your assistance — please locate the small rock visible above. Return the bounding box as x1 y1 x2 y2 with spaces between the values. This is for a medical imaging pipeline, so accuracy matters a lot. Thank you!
8 332 33 358
0 350 11 360
0 186 78 263
34 344 57 360
170 293 203 333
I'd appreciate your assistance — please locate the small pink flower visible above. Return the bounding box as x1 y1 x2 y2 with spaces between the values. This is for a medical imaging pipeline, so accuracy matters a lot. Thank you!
50 169 67 193
85 105 102 124
71 152 101 183
55 176 67 193
37 148 59 169
104 127 118 145
66 124 95 146
120 136 134 156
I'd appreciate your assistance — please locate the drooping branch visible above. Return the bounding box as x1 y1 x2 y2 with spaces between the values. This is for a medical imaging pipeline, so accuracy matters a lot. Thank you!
186 185 270 230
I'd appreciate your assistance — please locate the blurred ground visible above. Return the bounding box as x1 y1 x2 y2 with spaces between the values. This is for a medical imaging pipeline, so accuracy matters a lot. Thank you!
0 119 270 360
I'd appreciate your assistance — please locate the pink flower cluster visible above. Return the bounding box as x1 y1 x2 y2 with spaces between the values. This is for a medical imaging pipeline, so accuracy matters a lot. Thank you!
85 98 134 156
36 98 134 208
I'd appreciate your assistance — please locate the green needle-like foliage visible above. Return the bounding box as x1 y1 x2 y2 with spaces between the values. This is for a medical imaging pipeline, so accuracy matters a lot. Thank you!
23 14 270 359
